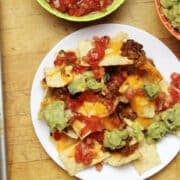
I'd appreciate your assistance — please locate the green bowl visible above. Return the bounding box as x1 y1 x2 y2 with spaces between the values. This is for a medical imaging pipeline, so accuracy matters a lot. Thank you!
37 0 125 22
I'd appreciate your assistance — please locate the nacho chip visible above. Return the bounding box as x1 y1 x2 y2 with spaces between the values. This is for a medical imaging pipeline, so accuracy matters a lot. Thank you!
131 96 155 118
78 32 133 67
59 141 110 175
133 141 161 175
104 150 140 166
72 120 90 139
45 66 75 88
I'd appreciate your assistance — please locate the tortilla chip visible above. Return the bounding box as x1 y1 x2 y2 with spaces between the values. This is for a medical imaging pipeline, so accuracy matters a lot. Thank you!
56 134 78 153
131 96 155 118
72 120 91 139
63 127 78 139
59 141 110 175
104 150 140 166
45 66 74 88
175 129 180 137
99 55 133 66
133 141 161 175
78 32 133 67
140 61 162 80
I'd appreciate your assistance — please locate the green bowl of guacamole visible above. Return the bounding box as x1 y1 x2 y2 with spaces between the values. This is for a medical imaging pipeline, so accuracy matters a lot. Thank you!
37 0 125 22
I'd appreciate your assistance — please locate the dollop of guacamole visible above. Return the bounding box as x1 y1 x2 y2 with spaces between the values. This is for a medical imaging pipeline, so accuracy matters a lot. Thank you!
40 101 72 132
160 0 180 31
103 129 129 150
146 121 169 143
159 103 180 130
131 123 144 142
143 83 160 99
146 103 180 143
68 71 105 95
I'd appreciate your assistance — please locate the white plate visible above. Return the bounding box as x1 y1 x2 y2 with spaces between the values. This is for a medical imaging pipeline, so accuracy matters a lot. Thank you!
30 24 180 180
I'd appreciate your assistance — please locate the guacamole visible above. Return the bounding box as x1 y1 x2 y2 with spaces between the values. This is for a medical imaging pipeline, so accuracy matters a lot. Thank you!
40 100 72 132
146 103 180 143
160 0 180 31
68 71 105 95
159 103 180 130
131 123 144 142
103 129 129 150
143 83 160 99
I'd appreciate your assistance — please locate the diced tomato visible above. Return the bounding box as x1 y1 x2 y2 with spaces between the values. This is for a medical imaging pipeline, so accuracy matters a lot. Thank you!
83 36 110 67
65 97 83 112
54 56 65 66
72 64 87 74
52 130 62 140
85 47 105 66
169 86 180 105
48 0 113 17
94 36 110 49
65 51 77 63
74 141 97 165
78 91 99 103
92 66 105 80
80 115 104 136
89 131 104 142
170 72 180 89
54 50 77 66
155 92 168 112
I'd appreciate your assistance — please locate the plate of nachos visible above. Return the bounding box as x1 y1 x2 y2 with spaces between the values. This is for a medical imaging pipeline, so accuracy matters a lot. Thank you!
30 24 180 179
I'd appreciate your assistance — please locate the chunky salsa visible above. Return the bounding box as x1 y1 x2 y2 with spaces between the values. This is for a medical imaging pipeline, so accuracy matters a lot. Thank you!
47 0 113 16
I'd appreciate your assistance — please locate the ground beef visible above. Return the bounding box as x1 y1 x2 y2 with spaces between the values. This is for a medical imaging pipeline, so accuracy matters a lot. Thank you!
121 39 147 67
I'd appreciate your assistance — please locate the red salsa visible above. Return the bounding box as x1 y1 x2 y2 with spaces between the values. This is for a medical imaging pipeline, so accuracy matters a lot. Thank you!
74 139 97 165
48 0 113 17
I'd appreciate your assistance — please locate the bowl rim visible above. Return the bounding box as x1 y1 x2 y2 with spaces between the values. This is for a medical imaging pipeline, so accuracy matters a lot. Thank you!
154 0 180 40
37 0 125 22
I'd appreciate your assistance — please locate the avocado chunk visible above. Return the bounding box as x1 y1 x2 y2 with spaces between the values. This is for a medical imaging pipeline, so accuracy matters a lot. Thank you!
160 103 180 130
146 121 169 143
68 71 105 95
40 100 72 132
143 83 160 99
103 129 129 150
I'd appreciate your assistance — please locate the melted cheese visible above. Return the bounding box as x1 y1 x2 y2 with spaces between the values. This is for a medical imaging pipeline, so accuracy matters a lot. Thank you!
105 41 123 57
135 117 153 128
119 75 144 93
57 134 77 153
78 101 108 118
103 117 115 130
131 96 155 118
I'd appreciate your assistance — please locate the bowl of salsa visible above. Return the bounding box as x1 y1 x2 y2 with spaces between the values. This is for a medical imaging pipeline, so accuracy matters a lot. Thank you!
37 0 125 22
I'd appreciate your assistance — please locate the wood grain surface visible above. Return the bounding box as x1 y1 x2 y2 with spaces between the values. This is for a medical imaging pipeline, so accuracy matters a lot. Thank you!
0 0 179 180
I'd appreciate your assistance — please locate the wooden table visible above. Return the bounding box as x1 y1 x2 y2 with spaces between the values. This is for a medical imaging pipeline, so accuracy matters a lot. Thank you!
0 0 179 180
